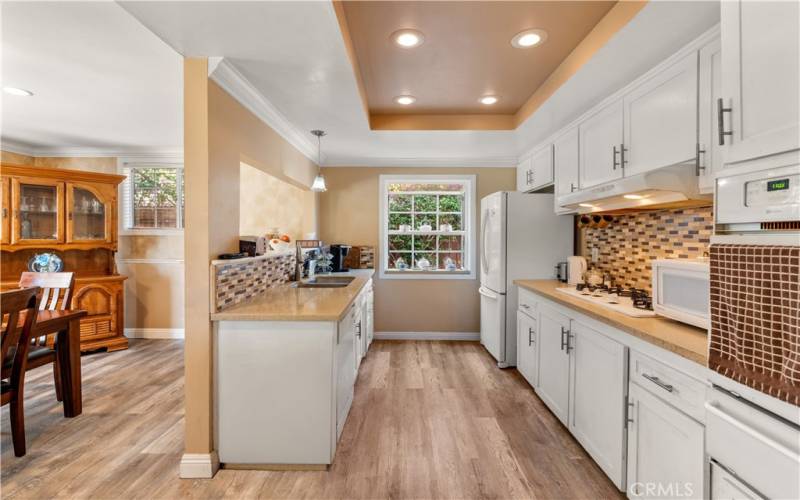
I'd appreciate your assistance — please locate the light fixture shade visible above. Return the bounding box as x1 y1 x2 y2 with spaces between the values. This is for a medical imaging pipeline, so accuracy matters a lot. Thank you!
311 173 327 192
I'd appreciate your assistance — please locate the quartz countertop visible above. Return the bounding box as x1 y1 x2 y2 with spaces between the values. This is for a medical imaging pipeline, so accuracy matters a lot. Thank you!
211 270 374 322
514 279 708 366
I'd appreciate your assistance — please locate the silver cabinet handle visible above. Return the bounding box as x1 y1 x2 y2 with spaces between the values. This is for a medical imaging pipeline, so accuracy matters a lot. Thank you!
642 373 674 393
620 144 628 169
521 303 531 309
626 399 635 425
528 327 535 346
612 146 619 170
695 142 706 176
570 182 576 192
718 98 733 145
560 326 569 352
566 330 575 353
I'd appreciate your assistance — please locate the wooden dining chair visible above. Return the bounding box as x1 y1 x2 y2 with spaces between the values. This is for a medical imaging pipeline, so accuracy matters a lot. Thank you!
18 272 76 402
1 287 41 456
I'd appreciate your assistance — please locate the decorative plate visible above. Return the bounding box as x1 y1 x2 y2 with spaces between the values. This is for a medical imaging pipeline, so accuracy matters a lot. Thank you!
27 252 64 272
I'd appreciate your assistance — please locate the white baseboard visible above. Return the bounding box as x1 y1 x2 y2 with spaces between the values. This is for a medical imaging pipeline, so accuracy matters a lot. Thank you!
124 328 184 339
374 331 480 341
180 451 220 479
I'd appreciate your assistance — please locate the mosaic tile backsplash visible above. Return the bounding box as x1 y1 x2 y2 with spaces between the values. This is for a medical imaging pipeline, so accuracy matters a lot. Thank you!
213 252 297 312
581 206 713 291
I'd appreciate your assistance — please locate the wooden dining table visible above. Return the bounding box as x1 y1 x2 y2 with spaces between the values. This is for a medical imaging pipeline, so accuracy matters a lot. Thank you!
21 309 87 417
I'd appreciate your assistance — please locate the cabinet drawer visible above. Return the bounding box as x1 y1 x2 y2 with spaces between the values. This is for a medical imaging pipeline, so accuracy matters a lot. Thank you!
518 288 539 315
630 351 706 421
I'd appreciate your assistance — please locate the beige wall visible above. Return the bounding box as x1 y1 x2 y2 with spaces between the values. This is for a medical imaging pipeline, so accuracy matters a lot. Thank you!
318 166 516 333
239 162 316 240
1 150 184 330
183 58 319 456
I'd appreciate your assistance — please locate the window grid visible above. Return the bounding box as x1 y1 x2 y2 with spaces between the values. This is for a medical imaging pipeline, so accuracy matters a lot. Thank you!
122 165 184 231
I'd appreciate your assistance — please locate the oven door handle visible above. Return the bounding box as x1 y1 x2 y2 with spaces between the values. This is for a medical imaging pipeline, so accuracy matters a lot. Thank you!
705 401 800 462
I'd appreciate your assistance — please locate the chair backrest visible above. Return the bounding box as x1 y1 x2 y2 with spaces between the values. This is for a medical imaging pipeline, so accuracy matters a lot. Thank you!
1 288 40 383
19 272 75 346
18 272 75 311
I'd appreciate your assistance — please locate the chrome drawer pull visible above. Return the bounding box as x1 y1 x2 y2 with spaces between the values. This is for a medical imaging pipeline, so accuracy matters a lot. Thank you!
528 327 535 346
521 303 530 309
642 373 674 393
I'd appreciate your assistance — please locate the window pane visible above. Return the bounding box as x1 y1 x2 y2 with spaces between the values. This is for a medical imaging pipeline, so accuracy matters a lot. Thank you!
388 252 411 269
388 194 412 212
389 213 412 230
131 167 181 229
413 252 435 270
415 235 436 251
388 182 464 192
438 252 463 270
439 214 462 230
414 213 436 229
413 194 436 212
438 235 462 251
388 234 412 251
438 194 462 212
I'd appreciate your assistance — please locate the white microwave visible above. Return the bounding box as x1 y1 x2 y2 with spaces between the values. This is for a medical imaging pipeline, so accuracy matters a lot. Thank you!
651 259 710 330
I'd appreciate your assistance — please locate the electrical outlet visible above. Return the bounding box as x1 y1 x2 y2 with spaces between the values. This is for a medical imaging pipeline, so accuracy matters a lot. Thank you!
591 246 599 263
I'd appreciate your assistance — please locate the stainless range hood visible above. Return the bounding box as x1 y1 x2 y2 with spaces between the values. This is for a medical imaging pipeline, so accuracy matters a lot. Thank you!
557 164 711 213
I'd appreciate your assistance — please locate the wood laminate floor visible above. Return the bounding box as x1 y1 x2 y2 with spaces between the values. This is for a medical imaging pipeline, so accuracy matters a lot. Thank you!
1 339 622 499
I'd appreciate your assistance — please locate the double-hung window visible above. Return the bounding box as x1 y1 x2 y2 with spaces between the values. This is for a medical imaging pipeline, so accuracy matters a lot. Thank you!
379 175 476 279
120 161 184 233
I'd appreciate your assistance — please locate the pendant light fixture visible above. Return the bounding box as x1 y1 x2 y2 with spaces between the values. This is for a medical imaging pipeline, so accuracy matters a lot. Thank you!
310 129 327 192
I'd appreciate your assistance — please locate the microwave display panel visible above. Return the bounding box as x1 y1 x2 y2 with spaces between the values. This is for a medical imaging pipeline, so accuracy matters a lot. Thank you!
745 173 800 207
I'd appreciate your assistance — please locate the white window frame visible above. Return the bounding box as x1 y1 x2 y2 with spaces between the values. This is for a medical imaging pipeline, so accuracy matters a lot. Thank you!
117 157 184 236
379 174 476 280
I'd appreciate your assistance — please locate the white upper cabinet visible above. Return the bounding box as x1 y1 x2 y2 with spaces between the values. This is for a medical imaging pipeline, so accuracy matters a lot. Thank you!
530 144 554 190
721 0 800 164
698 38 723 193
554 127 580 211
623 52 699 177
516 156 532 192
580 99 624 188
569 320 628 490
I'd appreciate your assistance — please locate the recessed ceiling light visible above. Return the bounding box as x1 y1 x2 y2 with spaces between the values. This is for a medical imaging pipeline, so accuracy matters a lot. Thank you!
511 29 548 49
3 87 33 97
391 29 425 48
394 95 416 105
623 194 645 200
480 95 499 105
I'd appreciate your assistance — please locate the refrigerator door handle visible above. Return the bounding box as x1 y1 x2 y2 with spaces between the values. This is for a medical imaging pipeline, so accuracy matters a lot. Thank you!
479 286 498 299
481 209 490 273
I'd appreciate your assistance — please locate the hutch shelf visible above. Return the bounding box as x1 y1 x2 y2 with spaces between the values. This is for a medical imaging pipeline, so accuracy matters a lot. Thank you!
1 164 128 352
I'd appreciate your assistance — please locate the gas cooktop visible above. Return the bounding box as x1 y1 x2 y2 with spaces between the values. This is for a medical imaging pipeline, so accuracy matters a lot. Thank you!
555 285 656 318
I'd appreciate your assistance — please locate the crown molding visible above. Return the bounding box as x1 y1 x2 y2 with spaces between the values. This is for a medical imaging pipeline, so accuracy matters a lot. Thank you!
208 58 319 163
323 155 518 168
1 138 182 159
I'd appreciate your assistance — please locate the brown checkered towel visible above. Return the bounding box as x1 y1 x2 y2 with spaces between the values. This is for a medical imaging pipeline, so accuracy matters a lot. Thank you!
709 244 800 406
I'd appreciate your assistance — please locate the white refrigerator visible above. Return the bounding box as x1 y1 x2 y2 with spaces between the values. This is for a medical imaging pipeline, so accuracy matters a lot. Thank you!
479 191 573 367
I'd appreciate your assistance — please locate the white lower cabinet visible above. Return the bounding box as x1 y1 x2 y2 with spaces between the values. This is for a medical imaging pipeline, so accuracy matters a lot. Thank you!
536 303 571 425
626 382 705 499
336 305 356 440
516 310 538 388
569 320 628 490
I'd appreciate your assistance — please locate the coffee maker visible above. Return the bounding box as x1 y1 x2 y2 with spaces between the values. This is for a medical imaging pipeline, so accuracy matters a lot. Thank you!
329 245 352 272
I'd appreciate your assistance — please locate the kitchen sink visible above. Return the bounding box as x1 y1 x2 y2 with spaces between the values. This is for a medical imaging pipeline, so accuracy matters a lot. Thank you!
292 276 355 288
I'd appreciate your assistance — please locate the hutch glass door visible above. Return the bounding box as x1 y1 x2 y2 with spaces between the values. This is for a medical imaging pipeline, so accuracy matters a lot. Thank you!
14 180 63 243
68 185 109 242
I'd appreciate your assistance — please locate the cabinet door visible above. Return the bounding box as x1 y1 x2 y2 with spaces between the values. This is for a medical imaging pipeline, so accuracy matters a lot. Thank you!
1 177 10 245
580 99 624 188
554 127 580 199
698 38 723 193
569 320 628 489
536 303 571 425
11 177 65 244
623 52 699 177
627 383 705 499
335 306 356 440
516 310 538 388
530 145 554 190
66 183 113 243
516 157 533 192
73 282 120 341
721 0 800 164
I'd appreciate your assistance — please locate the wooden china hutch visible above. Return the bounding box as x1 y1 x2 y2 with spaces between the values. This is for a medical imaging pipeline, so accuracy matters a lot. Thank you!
0 164 128 352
